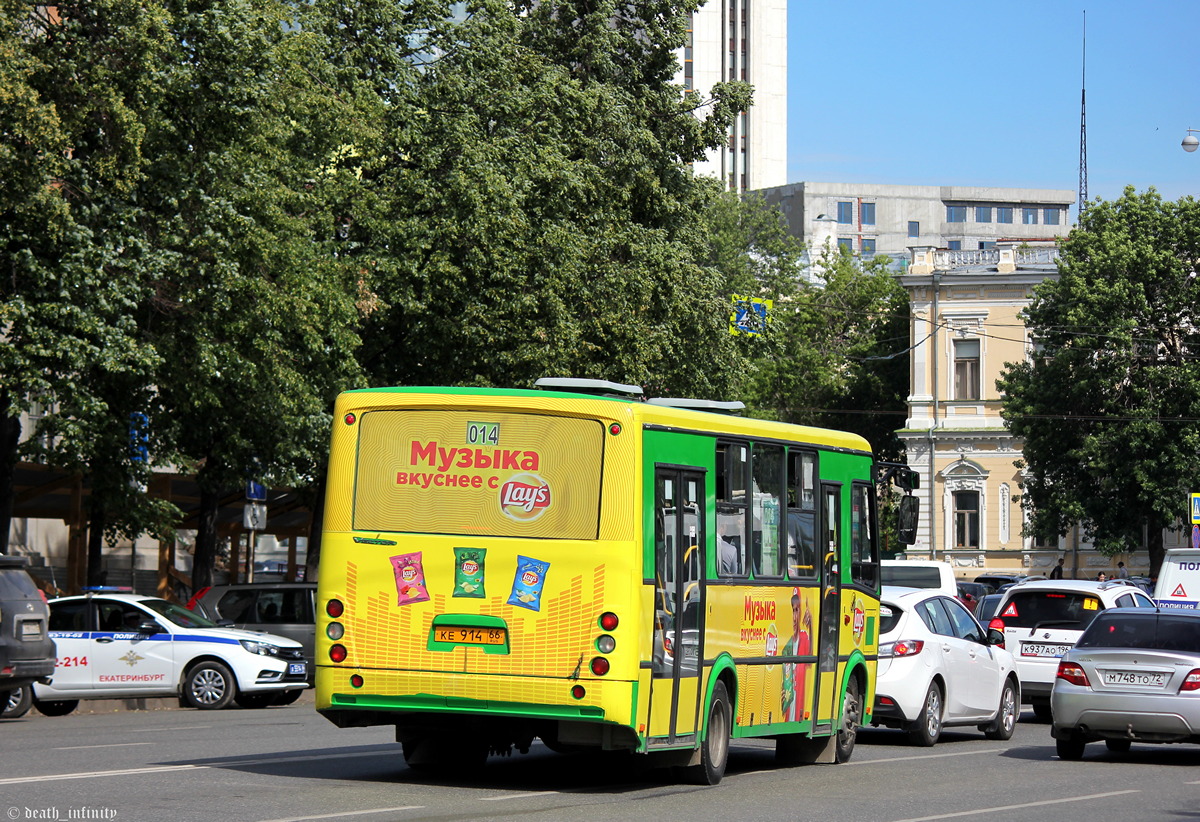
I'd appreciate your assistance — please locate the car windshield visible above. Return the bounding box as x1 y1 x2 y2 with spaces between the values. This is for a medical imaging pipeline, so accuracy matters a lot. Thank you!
140 598 219 629
1078 613 1200 653
997 590 1105 631
881 566 941 589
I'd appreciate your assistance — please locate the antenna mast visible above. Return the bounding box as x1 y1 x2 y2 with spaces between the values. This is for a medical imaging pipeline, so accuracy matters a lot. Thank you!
1078 11 1088 218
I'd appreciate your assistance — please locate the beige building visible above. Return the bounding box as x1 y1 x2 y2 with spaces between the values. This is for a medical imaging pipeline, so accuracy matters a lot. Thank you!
895 244 1183 581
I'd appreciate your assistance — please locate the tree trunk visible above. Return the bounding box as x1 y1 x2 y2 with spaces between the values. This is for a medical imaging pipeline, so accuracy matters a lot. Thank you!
0 404 19 554
193 487 221 591
86 501 106 588
1147 519 1166 581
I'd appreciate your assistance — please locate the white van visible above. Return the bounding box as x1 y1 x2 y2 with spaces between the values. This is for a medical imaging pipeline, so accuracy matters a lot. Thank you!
1153 549 1200 609
880 559 957 598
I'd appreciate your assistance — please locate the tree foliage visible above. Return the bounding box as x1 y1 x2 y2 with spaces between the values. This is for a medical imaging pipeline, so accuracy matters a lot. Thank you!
998 188 1200 576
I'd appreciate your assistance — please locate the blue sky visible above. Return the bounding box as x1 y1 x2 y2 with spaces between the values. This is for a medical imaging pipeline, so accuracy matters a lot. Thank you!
788 1 1200 209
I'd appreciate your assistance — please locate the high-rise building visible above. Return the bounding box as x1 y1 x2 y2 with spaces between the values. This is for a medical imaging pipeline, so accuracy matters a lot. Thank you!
679 0 787 192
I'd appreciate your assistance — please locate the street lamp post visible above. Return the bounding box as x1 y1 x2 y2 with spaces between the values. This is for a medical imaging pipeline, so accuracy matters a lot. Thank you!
1184 128 1200 153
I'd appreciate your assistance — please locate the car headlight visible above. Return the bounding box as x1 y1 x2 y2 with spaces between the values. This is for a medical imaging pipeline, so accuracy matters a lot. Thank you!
239 639 282 657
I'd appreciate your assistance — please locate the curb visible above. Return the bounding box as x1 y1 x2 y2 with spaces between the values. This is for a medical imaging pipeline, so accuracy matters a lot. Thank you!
66 689 315 715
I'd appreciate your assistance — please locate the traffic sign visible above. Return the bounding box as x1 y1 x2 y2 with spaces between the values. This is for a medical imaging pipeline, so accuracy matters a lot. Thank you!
246 481 267 502
244 503 267 530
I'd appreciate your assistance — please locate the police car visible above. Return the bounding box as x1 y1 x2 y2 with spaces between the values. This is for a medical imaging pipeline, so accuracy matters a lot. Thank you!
33 591 308 715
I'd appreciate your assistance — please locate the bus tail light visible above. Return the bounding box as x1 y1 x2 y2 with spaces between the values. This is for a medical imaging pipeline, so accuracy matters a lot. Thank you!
572 685 586 699
330 644 347 663
599 612 619 631
590 657 610 676
597 635 616 653
326 600 344 618
1056 661 1089 687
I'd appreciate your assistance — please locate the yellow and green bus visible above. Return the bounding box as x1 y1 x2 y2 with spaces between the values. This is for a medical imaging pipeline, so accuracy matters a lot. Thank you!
315 379 895 784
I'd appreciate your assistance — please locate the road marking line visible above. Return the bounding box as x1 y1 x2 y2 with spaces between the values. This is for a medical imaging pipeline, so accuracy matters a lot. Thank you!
849 749 996 765
0 765 202 784
889 789 1141 822
130 725 211 732
55 742 155 750
256 807 424 822
0 749 392 785
479 791 560 801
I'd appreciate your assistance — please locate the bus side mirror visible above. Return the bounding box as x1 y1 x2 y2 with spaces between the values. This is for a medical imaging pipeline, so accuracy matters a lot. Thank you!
897 496 919 545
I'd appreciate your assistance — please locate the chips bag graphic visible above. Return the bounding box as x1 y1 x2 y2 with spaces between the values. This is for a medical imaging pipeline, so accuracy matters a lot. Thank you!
507 555 549 611
453 547 486 598
390 552 430 606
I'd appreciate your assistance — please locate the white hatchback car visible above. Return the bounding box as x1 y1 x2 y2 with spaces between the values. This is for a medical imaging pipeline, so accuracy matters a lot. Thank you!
34 592 308 715
987 579 1156 720
871 586 1019 746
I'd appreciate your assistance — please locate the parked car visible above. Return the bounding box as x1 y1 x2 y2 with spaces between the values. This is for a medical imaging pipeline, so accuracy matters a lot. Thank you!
973 573 1026 594
956 581 988 610
987 578 1156 720
880 560 957 598
870 586 1019 746
0 556 56 718
187 582 315 676
1052 608 1200 759
973 593 1005 625
35 591 308 715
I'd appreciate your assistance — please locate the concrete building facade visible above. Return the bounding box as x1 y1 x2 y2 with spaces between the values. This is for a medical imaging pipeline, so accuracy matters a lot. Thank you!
680 0 787 192
758 182 1076 263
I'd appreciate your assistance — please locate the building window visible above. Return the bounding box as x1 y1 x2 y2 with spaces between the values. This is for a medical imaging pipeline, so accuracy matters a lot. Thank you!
837 237 852 252
1022 208 1038 225
1044 208 1061 225
862 238 876 255
908 221 919 238
947 240 961 251
997 207 1013 223
946 205 967 223
837 201 853 224
954 338 981 400
860 202 876 225
979 241 996 250
976 206 992 222
953 490 980 549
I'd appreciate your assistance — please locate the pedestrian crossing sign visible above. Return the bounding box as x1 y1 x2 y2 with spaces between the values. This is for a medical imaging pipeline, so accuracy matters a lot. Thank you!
1192 493 1200 524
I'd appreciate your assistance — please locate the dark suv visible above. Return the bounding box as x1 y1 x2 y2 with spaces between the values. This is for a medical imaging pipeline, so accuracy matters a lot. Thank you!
187 582 315 676
0 556 56 718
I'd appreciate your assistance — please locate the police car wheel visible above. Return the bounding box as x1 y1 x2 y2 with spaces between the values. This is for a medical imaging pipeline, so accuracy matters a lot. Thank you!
32 698 78 717
183 661 236 710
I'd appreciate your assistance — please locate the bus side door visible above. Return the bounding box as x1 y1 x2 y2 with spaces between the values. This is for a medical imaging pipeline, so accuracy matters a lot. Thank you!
648 467 705 746
814 482 842 733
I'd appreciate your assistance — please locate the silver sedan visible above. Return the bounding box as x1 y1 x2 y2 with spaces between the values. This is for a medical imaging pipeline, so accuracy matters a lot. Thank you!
1051 607 1200 759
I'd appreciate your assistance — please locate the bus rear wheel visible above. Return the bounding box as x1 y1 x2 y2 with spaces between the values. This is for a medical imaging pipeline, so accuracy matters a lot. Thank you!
835 677 861 763
685 680 731 786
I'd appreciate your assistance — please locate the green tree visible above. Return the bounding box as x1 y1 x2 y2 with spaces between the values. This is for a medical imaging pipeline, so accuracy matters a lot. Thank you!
0 0 171 569
310 0 754 399
998 188 1200 577
132 0 363 589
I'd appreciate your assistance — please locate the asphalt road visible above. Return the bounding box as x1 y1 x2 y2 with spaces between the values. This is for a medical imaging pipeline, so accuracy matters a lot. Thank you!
4 694 1198 822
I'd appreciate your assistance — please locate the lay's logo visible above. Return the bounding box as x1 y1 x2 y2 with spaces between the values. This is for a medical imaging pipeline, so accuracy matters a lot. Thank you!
500 473 552 521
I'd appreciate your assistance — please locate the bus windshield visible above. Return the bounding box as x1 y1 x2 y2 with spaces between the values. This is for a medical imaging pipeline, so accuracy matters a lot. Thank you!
352 409 605 539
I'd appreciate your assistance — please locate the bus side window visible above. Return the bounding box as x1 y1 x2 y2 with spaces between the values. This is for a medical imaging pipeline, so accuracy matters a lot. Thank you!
787 451 818 579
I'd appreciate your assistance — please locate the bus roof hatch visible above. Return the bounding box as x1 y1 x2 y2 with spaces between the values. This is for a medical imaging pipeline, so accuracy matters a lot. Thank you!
534 377 644 398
